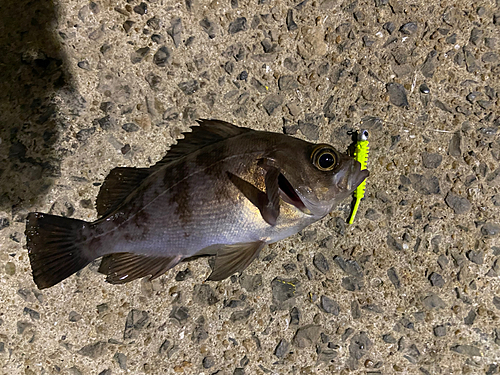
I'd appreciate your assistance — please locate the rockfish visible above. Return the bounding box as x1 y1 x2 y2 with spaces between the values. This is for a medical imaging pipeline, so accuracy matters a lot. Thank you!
25 119 369 289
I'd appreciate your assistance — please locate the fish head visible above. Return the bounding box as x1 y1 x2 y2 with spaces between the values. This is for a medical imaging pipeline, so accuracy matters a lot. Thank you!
266 142 369 218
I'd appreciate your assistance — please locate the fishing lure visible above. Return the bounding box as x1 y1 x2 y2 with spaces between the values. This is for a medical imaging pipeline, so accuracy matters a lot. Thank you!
349 129 370 224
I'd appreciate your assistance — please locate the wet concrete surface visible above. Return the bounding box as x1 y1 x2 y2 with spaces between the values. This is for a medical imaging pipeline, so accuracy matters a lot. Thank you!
0 0 499 374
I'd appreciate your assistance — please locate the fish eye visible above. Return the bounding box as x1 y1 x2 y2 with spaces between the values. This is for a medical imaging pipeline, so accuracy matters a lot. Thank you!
311 145 337 171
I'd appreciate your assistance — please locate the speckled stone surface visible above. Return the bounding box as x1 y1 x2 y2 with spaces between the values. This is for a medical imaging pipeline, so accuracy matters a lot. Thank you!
1 0 500 374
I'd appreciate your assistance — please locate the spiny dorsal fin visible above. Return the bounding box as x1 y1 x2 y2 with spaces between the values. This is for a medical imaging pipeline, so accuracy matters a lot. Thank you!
151 119 252 170
96 167 151 217
207 241 266 281
96 120 250 217
98 253 182 284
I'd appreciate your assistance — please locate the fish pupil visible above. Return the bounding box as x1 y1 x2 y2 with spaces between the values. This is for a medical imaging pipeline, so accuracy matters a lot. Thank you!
319 153 334 169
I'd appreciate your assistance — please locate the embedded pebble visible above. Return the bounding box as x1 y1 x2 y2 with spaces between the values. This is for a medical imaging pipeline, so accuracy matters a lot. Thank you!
167 18 183 47
114 352 127 370
124 310 150 339
286 10 297 31
334 256 363 277
133 2 147 15
382 333 397 343
293 325 321 348
297 114 321 140
262 95 283 115
130 47 150 64
169 306 189 324
464 309 477 326
147 17 161 30
153 46 172 67
400 22 418 35
450 345 481 357
271 278 300 309
200 18 217 38
448 132 462 157
278 75 298 91
421 152 442 169
69 311 82 322
419 83 430 94
97 115 115 131
313 252 329 273
193 284 219 305
421 51 437 78
481 223 500 237
341 276 364 291
228 17 247 34
386 83 409 107
202 356 215 368
422 294 446 309
349 332 372 360
428 272 445 287
4 262 15 276
383 22 396 34
409 174 440 195
274 339 289 358
387 234 403 251
466 250 484 265
178 80 199 95
23 307 40 320
0 217 9 231
320 296 340 315
290 307 300 325
230 308 254 322
78 342 107 358
493 296 500 310
492 195 500 206
239 274 262 292
387 267 400 289
364 208 380 221
445 192 471 214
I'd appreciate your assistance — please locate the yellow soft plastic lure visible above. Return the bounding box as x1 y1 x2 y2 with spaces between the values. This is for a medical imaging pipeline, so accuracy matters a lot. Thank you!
349 129 369 224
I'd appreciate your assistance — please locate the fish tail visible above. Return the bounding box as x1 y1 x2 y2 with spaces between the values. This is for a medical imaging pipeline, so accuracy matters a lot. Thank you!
25 212 94 289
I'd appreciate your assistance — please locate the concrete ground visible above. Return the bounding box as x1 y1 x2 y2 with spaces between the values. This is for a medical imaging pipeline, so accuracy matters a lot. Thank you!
0 0 499 373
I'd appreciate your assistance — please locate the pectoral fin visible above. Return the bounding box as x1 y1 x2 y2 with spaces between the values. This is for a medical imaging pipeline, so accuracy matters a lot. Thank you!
227 168 281 226
263 166 280 225
207 241 266 281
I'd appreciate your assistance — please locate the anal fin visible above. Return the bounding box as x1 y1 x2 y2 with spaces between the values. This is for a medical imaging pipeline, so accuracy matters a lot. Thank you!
207 241 266 281
98 253 182 284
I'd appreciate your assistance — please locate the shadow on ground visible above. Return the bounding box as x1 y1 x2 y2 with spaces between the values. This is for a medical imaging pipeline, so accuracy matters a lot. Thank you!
0 0 76 217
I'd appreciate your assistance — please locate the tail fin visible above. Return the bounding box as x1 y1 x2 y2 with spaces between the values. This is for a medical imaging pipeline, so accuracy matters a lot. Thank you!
25 212 94 289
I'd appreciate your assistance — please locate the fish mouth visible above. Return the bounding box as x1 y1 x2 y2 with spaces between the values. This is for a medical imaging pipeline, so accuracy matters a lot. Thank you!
278 173 310 213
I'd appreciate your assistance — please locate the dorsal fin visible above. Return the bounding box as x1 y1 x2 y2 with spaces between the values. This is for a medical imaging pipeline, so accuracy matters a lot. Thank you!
96 119 250 217
96 167 151 217
151 119 252 170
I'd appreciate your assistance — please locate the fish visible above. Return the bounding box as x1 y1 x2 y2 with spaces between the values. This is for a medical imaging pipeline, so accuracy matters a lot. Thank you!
25 119 369 289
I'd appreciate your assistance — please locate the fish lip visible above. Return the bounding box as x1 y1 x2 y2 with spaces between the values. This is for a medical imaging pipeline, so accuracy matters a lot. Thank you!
350 163 370 191
278 173 311 214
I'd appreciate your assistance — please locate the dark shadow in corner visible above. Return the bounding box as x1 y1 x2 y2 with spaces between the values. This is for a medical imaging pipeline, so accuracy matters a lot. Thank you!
0 0 76 219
